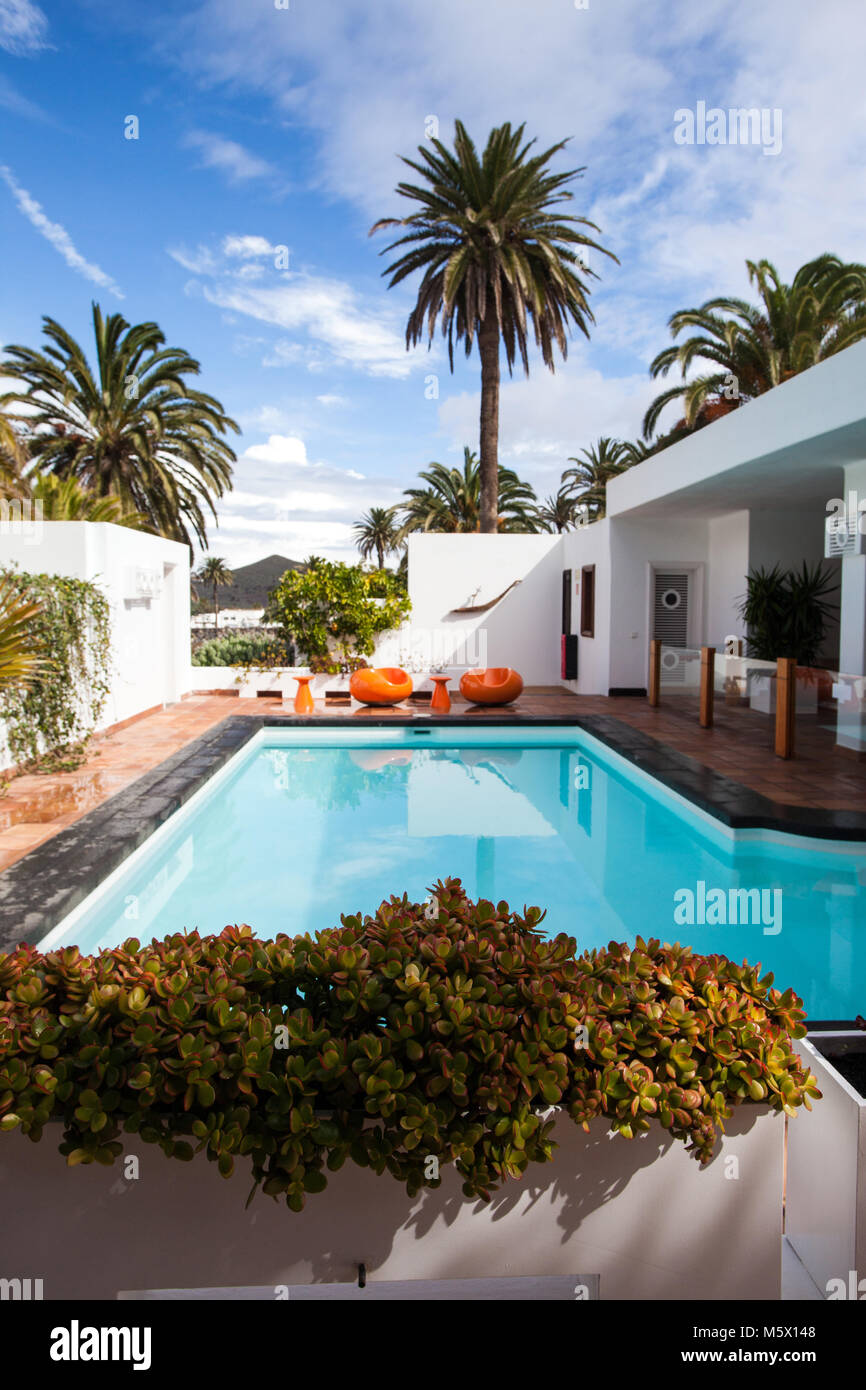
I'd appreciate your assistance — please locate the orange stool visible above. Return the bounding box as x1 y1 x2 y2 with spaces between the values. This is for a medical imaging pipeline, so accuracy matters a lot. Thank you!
293 675 314 713
349 666 413 705
429 674 451 712
459 668 523 705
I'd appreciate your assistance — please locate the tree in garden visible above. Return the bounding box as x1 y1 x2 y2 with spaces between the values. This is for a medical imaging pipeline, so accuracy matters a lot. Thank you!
536 486 584 533
643 254 866 442
399 447 538 534
561 437 629 522
195 556 234 634
353 507 399 569
372 120 616 532
265 559 411 671
0 303 239 548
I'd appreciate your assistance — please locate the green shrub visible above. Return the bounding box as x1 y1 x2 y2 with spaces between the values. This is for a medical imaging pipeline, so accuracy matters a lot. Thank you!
0 880 819 1210
0 568 111 771
265 558 410 666
191 634 293 667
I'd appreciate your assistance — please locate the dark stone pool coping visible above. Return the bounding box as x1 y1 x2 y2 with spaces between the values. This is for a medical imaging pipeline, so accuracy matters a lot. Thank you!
2 711 865 951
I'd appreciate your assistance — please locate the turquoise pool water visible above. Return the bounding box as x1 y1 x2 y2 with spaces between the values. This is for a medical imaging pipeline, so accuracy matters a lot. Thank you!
41 728 866 1020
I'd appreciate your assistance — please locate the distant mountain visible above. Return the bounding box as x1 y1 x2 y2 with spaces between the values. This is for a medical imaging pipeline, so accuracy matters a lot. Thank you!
193 554 306 612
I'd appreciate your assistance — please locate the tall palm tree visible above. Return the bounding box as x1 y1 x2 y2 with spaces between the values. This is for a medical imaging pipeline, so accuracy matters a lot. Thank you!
536 486 583 533
195 556 233 634
562 437 628 522
643 254 866 441
353 507 399 569
400 447 538 534
371 121 616 532
0 303 239 548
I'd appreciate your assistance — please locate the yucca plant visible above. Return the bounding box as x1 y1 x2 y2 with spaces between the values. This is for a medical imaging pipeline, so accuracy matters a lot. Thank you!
738 562 838 666
0 579 46 691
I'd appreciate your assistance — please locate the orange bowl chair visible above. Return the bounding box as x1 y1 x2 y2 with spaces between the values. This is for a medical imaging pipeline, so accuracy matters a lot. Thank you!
459 668 524 705
349 666 413 705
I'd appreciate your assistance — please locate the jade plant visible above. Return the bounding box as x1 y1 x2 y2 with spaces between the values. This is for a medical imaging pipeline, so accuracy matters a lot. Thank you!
0 880 819 1210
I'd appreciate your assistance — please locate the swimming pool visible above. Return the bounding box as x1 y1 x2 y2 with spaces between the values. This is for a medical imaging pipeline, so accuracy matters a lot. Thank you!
39 726 866 1020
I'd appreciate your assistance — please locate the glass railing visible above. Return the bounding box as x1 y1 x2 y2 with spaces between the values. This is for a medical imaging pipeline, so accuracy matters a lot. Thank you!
655 645 866 755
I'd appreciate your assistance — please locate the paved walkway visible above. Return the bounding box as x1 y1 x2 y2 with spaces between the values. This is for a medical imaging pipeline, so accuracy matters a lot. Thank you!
0 689 862 873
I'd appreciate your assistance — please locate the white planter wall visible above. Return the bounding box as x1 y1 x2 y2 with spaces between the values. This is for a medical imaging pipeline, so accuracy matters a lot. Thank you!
0 1108 782 1300
786 1035 866 1297
0 521 189 770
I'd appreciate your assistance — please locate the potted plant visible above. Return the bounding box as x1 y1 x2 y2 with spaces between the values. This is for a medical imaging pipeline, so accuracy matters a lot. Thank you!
0 882 819 1300
739 562 838 714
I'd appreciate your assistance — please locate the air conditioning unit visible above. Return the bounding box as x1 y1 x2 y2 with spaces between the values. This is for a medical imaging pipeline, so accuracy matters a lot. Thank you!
825 516 866 559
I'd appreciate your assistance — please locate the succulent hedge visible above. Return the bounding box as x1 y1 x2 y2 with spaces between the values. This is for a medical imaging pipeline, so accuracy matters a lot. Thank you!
0 880 819 1209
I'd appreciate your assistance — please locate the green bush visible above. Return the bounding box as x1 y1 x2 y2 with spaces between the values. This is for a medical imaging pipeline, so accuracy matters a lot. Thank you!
265 558 410 666
0 880 819 1210
0 567 111 771
191 634 293 668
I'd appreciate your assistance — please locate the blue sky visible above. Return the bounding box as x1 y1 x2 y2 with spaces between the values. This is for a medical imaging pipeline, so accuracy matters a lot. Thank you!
1 0 864 567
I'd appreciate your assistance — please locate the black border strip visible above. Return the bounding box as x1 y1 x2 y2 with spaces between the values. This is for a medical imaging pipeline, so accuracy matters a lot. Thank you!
1 711 864 951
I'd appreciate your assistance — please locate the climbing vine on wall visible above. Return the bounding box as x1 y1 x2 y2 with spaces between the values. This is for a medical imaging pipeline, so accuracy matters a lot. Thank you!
0 568 112 772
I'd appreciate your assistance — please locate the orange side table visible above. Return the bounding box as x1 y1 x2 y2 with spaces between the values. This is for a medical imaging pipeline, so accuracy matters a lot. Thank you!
293 675 314 714
429 674 451 712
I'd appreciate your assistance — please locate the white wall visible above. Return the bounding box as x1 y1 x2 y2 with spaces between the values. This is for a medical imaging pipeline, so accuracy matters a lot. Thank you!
707 510 750 650
0 522 189 762
402 534 563 686
560 520 612 696
607 516 710 690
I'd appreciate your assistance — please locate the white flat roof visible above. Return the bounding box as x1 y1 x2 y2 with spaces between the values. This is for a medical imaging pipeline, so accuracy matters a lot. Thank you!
607 340 866 519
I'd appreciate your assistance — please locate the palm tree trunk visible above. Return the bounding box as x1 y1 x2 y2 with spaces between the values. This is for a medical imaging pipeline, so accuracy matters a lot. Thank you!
377 540 384 569
213 583 219 635
478 309 500 534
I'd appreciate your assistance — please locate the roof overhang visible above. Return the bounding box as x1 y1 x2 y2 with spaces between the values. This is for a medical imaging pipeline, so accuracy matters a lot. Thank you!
607 340 866 520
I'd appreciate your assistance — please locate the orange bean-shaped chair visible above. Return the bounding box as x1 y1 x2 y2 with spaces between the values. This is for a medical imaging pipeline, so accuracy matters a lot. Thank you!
459 667 524 705
349 666 413 705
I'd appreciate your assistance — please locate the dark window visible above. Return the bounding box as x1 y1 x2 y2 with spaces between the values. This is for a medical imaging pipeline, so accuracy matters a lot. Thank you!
580 565 595 638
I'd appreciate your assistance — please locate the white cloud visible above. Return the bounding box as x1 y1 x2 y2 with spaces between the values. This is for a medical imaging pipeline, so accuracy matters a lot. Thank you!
316 394 349 408
0 73 51 121
205 431 404 567
0 165 124 297
0 0 48 55
438 356 658 491
183 130 278 185
223 234 281 259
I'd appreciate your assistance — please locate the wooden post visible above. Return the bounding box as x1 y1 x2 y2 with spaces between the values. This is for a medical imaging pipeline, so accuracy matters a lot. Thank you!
700 646 715 728
775 657 796 759
648 639 661 707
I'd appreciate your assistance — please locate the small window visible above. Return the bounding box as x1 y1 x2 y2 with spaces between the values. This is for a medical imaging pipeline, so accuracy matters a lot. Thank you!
580 565 595 638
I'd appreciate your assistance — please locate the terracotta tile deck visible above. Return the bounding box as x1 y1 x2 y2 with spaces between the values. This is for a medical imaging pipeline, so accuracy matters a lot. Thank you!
0 689 862 874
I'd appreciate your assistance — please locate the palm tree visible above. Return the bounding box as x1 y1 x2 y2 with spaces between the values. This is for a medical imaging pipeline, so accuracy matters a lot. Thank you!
399 447 538 534
562 437 629 521
0 303 239 548
643 254 866 441
371 120 616 532
195 556 234 634
536 486 584 533
353 507 399 569
0 579 46 691
0 410 30 499
30 474 148 526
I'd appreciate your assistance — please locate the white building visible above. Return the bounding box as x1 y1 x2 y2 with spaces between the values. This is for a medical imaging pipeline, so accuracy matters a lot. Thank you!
400 339 866 747
0 521 190 758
